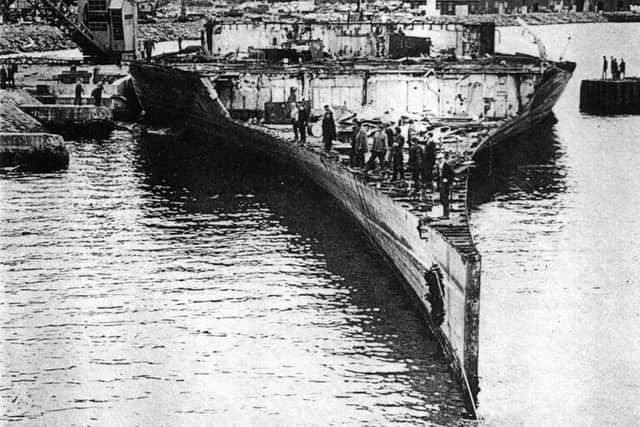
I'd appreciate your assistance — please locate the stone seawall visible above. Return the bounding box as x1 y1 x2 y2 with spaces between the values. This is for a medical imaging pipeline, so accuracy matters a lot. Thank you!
0 89 69 170
0 132 69 170
19 104 114 138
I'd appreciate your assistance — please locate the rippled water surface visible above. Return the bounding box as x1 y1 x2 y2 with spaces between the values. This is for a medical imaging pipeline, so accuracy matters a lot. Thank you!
473 23 640 426
4 22 640 427
1 133 468 425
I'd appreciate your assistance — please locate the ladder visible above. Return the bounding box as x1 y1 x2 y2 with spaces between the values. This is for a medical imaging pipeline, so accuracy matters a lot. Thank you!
27 0 110 57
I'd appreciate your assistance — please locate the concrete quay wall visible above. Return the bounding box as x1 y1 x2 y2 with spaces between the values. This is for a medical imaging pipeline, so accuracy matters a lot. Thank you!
0 132 69 170
19 104 114 137
19 104 113 125
580 78 640 114
0 89 69 170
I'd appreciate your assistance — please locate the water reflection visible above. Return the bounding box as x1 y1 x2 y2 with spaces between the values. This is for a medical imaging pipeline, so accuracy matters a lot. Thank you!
0 130 470 426
135 134 470 423
469 115 568 208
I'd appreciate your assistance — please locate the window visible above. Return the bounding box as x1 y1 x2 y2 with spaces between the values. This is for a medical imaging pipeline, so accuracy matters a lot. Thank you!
88 0 107 12
87 11 108 32
110 10 123 40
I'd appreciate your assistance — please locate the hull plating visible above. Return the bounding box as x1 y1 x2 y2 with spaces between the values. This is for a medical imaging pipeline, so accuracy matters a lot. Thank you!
129 57 573 414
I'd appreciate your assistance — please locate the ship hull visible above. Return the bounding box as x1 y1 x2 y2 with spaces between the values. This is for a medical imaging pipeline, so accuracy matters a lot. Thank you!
128 58 573 415
473 60 575 154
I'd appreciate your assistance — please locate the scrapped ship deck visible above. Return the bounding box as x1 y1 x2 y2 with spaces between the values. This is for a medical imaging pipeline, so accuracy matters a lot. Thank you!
253 122 478 260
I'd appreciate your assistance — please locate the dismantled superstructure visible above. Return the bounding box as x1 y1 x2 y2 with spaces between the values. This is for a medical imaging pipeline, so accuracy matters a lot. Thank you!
130 17 575 416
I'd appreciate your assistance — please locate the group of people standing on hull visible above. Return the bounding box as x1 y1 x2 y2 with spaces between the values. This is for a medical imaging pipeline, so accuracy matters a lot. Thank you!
350 120 455 219
291 101 455 219
602 56 627 80
1 63 18 89
289 101 309 144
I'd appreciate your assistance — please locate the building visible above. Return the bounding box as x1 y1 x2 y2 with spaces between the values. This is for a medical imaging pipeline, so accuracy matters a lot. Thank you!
77 0 138 58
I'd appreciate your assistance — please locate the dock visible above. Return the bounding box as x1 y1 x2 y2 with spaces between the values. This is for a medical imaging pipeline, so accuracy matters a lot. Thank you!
580 78 640 114
0 90 68 170
19 104 114 137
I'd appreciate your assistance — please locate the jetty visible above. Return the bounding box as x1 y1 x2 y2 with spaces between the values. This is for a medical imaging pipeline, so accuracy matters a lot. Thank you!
19 104 114 137
0 90 68 170
580 78 640 114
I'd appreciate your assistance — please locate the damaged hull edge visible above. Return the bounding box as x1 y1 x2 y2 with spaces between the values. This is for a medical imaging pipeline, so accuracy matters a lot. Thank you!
129 59 573 416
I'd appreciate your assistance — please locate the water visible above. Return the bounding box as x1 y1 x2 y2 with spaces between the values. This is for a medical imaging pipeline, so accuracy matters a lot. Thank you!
473 23 640 426
2 23 640 427
0 133 468 425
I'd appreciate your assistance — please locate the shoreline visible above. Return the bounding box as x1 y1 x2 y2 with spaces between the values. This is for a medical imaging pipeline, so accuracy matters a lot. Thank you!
0 12 638 56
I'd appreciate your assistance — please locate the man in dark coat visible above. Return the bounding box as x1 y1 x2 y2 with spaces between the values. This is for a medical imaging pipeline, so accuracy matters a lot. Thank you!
353 122 368 168
0 66 6 90
437 153 455 219
321 105 336 153
602 56 608 79
350 120 360 166
384 122 395 164
611 56 618 80
423 137 436 189
391 127 405 181
7 62 15 88
408 138 424 192
74 79 84 105
620 58 626 79
91 82 104 106
297 101 308 145
290 102 299 141
368 127 387 170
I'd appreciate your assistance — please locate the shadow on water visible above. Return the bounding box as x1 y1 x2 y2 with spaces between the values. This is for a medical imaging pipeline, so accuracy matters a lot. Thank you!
469 114 568 210
133 133 469 421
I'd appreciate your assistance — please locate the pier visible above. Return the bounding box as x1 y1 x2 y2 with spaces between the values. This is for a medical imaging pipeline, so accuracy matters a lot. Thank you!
19 104 114 137
580 78 640 114
0 90 68 170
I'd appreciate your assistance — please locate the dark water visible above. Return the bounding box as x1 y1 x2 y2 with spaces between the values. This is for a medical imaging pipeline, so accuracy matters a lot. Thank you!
473 23 640 426
0 132 469 425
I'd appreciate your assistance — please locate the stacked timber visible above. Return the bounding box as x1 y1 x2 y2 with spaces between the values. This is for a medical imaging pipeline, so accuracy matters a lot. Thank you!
580 79 640 114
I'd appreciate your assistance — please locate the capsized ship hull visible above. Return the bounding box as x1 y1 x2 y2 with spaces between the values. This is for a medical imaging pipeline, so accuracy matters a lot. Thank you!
129 56 573 415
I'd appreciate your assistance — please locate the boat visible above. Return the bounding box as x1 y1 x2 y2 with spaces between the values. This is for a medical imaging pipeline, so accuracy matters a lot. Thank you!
129 18 574 416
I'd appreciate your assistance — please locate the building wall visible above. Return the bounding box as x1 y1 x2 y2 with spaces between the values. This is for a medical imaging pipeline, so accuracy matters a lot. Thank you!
478 0 631 11
77 0 137 54
204 21 489 59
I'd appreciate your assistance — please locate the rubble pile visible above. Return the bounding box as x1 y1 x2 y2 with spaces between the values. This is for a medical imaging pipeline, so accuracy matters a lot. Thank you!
0 25 75 55
0 91 44 132
0 11 617 54
139 21 201 42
